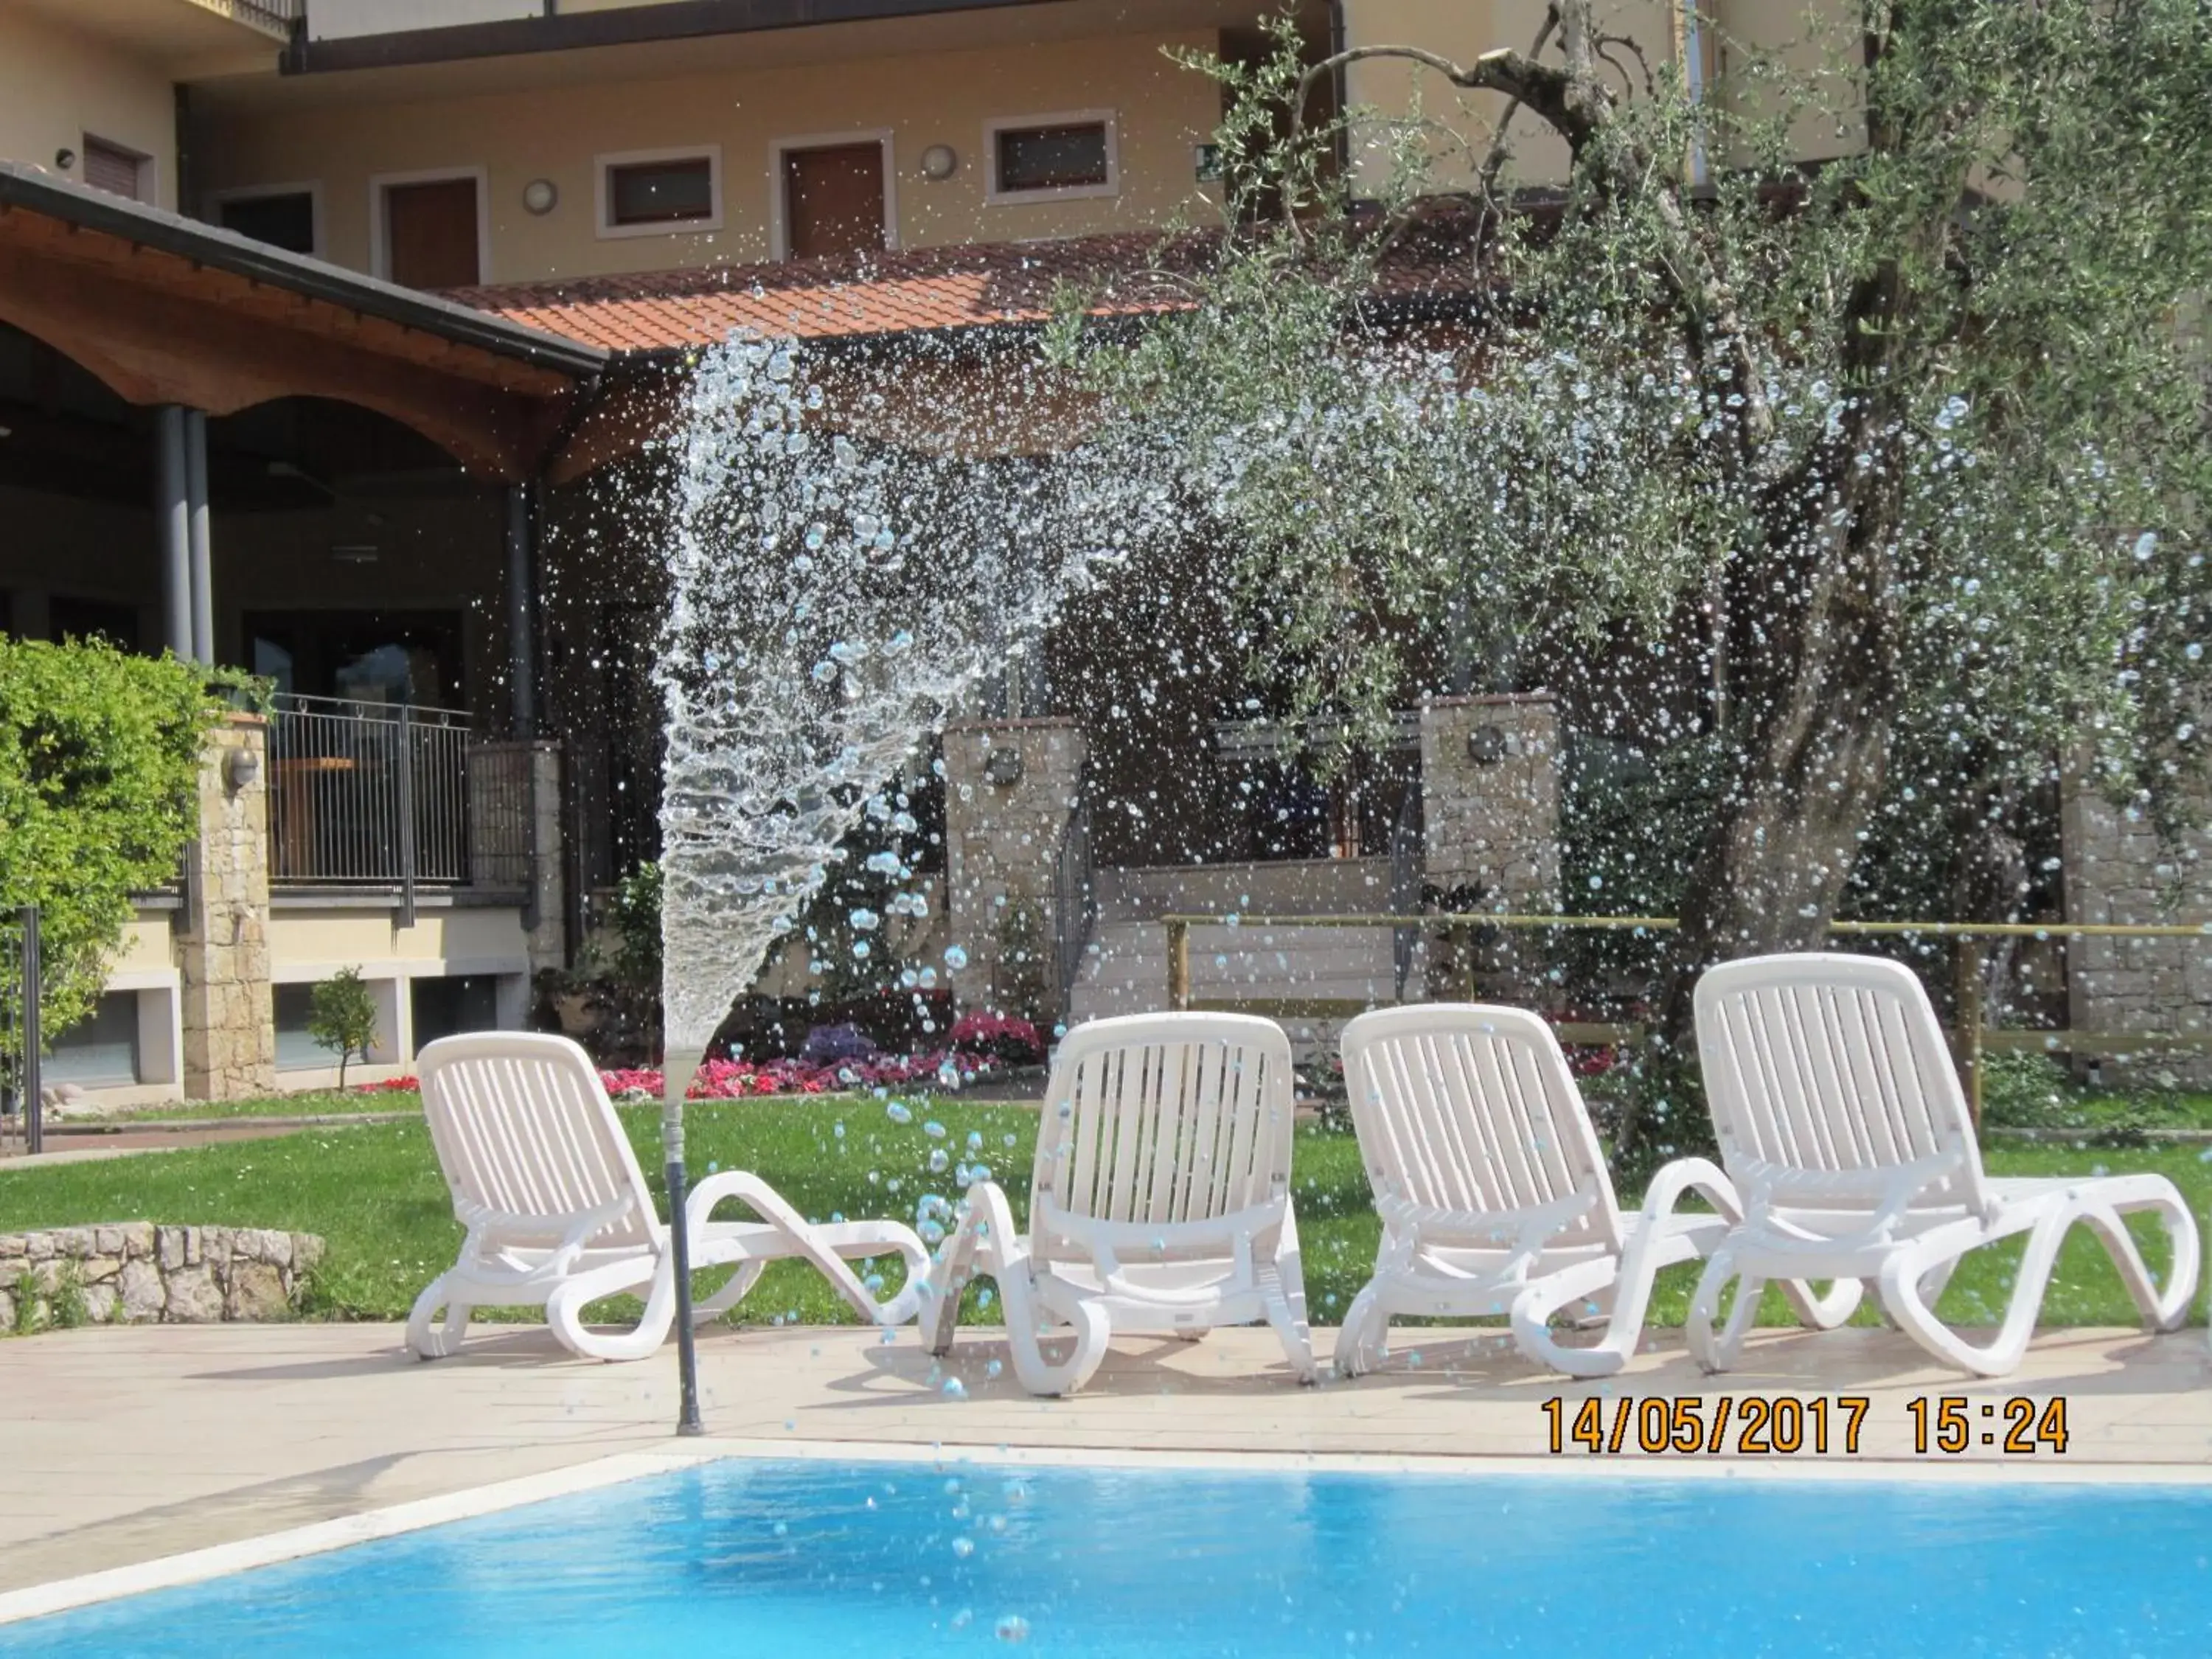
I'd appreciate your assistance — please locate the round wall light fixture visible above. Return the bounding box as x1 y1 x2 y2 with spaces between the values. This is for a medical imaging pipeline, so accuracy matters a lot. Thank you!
53 147 77 173
521 178 559 215
918 144 959 181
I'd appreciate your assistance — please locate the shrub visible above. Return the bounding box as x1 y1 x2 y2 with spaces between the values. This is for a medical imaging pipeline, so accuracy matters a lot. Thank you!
49 1264 88 1331
308 967 380 1089
952 1011 1046 1065
0 639 222 1060
608 860 664 997
1978 1051 2075 1129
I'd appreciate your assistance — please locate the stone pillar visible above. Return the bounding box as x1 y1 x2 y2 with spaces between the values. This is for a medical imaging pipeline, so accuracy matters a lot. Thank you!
1419 693 1561 909
2060 766 2212 1082
940 718 1089 1023
179 714 276 1100
470 739 568 974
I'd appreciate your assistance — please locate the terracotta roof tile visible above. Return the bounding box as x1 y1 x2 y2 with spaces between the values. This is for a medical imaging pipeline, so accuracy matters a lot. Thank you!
447 231 1204 355
449 222 1483 355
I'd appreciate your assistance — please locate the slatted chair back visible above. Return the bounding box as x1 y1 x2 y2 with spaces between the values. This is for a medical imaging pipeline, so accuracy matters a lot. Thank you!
1030 1012 1295 1260
1694 952 1989 1214
417 1032 658 1250
1340 1004 1624 1251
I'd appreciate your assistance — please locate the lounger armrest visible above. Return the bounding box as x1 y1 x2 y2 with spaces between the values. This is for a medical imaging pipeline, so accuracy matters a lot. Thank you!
1378 1191 1598 1265
1638 1158 1743 1230
1733 1150 1967 1246
453 1193 641 1276
1040 1200 1287 1308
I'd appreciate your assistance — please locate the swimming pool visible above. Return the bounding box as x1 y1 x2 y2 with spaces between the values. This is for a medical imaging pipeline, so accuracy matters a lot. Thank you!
4 1455 2206 1656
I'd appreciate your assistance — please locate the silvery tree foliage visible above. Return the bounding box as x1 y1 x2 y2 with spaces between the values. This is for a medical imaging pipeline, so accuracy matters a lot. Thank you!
1068 3 2212 1146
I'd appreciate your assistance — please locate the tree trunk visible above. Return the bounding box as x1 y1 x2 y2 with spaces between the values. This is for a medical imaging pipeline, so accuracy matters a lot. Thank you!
1624 416 1908 1154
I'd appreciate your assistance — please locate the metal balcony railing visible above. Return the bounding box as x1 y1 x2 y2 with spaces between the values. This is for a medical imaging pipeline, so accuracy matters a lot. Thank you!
265 693 499 922
213 0 305 36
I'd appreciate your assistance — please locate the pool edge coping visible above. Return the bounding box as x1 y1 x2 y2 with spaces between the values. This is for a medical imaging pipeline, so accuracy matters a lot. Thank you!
7 1436 2211 1627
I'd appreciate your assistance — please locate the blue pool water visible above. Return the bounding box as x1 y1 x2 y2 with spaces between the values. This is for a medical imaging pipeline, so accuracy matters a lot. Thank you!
6 1458 2208 1657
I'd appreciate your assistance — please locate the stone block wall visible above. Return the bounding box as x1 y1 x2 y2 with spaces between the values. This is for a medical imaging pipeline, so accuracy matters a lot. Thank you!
469 739 567 975
0 1224 324 1333
940 719 1089 1024
179 714 276 1100
2061 771 2212 1081
1419 693 1562 910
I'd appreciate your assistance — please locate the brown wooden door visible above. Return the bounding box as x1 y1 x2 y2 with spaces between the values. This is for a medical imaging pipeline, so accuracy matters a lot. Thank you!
384 178 481 288
782 143 886 260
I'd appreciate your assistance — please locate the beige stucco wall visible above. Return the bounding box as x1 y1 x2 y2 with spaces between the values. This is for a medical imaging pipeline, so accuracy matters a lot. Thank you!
0 9 178 209
112 914 183 978
1340 0 1860 196
1342 0 1676 192
196 29 1224 282
269 905 530 978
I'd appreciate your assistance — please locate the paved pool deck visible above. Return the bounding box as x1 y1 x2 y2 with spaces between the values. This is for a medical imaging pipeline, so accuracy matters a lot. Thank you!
4 1320 2209 1601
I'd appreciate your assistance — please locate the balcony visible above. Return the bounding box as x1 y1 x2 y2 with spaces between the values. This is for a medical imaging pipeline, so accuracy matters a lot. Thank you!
10 0 297 62
265 693 537 919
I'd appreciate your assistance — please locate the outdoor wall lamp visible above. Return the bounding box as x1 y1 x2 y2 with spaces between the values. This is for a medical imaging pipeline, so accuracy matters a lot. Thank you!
522 178 559 215
223 747 262 793
1467 726 1510 765
983 748 1024 786
53 147 75 172
919 145 959 181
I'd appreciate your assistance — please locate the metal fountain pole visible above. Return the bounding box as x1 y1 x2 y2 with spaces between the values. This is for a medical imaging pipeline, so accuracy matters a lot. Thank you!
663 1043 706 1436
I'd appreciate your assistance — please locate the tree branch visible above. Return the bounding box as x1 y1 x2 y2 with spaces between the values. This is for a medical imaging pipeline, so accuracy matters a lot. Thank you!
1291 41 1606 164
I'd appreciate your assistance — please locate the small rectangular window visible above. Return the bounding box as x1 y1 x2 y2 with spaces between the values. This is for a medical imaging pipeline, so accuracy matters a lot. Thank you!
410 974 501 1051
993 121 1110 195
274 983 322 1071
83 136 147 202
219 191 317 255
44 992 142 1087
607 156 714 227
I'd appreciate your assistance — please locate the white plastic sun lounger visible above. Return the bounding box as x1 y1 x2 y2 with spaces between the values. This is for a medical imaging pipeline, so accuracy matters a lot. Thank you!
1332 1003 1832 1380
920 1011 1317 1396
407 1032 928 1361
1689 953 2201 1377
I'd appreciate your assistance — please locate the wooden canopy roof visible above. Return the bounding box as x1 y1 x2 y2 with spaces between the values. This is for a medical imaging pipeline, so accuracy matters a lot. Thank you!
0 161 607 481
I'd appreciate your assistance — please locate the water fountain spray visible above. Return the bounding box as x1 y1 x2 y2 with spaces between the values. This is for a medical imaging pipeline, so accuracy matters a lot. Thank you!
652 331 1171 1432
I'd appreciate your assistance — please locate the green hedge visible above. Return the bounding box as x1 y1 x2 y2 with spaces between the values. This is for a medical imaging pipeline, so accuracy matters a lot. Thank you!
0 639 221 1053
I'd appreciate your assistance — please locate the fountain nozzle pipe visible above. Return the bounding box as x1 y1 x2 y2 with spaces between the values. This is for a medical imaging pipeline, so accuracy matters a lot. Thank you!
662 1044 706 1437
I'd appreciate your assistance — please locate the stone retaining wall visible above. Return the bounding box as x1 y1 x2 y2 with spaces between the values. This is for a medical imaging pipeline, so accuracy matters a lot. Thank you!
0 1224 324 1333
2060 768 2212 1084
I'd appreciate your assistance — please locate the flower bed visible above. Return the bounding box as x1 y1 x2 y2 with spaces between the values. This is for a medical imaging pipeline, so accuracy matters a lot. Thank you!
598 1049 1006 1102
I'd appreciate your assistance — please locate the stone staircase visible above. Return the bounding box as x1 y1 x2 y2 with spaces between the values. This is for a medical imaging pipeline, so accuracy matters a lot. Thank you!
1065 859 1426 1051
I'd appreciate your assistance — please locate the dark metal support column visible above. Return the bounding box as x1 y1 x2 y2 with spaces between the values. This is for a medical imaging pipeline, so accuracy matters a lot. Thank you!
185 409 213 664
397 703 418 930
505 481 539 737
156 406 192 659
19 907 41 1158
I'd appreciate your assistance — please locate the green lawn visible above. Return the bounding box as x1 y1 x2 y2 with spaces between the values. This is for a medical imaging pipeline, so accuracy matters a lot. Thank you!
105 1090 422 1123
4 1098 2206 1334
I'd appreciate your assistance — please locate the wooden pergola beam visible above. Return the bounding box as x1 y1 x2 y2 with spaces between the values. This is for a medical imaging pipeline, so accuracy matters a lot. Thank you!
0 239 570 479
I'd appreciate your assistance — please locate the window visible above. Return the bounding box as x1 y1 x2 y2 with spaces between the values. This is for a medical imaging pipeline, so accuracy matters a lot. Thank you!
987 114 1117 202
410 974 501 1050
597 147 722 238
216 189 319 256
274 984 321 1071
82 136 148 203
44 992 141 1087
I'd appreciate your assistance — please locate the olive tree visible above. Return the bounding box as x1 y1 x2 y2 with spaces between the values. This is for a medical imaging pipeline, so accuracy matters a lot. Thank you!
1069 2 2212 1150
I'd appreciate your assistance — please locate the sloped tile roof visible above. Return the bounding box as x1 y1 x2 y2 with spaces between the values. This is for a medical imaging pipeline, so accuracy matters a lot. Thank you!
449 219 1486 355
447 231 1207 355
